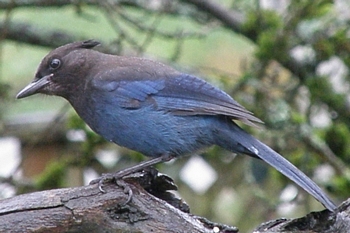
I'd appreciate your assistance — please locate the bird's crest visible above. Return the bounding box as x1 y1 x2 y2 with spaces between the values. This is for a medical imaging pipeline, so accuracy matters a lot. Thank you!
47 40 100 58
80 40 100 49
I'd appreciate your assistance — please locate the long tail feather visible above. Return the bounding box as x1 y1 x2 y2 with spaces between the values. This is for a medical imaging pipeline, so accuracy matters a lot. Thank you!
216 122 336 211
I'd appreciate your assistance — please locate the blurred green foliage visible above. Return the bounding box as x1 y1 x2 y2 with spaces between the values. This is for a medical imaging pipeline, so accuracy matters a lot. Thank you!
1 0 350 232
35 161 67 190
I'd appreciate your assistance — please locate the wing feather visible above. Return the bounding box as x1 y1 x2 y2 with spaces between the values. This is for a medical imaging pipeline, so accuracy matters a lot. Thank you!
91 70 262 126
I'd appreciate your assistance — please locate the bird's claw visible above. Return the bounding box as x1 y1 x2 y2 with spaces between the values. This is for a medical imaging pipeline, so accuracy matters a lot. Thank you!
90 173 115 193
99 173 116 193
89 173 133 205
116 179 133 205
98 177 107 193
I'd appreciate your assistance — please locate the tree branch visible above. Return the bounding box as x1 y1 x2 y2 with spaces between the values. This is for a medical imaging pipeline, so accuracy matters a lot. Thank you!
254 199 350 232
180 0 244 33
0 170 238 233
0 169 349 232
0 21 84 48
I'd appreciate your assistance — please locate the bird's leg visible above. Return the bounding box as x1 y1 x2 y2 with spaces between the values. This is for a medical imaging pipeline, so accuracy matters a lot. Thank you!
90 154 174 197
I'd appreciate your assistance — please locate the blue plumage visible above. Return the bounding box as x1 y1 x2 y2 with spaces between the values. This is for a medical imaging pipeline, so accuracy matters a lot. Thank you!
16 40 336 211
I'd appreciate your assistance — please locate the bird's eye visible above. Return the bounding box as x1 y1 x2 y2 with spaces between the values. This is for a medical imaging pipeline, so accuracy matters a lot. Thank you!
49 58 61 69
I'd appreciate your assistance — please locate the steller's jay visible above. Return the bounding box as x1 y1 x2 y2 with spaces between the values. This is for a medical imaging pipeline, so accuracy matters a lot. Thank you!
17 40 336 211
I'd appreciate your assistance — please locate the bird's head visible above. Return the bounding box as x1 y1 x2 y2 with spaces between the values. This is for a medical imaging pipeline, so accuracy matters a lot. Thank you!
16 40 100 99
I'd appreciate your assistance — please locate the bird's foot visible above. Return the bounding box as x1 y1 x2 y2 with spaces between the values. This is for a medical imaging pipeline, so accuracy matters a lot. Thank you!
116 179 133 205
90 172 124 192
90 155 175 204
91 155 174 190
90 172 133 205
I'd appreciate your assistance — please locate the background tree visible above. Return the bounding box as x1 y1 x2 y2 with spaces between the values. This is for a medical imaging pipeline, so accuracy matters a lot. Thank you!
1 0 349 232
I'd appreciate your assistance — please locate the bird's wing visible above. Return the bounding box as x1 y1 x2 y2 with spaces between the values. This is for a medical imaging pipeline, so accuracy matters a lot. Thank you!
92 72 262 126
156 74 263 126
91 74 165 109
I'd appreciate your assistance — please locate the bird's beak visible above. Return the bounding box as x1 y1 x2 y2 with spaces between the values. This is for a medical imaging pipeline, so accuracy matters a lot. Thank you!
16 74 52 99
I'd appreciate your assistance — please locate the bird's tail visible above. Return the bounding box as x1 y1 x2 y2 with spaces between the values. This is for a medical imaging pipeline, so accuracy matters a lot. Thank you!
214 120 336 211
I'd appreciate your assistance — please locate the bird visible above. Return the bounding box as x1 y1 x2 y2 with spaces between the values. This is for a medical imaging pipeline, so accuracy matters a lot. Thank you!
16 40 336 211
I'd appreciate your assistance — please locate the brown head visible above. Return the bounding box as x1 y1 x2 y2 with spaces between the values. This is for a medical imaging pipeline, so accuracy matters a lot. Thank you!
16 40 101 99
